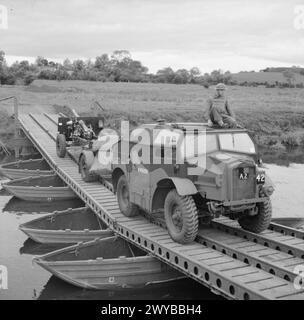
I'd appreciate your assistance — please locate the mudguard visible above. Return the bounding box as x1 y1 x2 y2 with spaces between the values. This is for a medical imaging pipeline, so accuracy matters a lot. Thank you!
170 177 198 196
265 173 275 189
79 150 95 171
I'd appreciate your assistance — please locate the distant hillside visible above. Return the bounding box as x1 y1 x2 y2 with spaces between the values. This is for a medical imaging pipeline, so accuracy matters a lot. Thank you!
232 71 304 85
260 67 304 74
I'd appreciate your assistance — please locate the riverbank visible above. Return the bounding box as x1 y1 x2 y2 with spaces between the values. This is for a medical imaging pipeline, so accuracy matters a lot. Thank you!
0 81 303 163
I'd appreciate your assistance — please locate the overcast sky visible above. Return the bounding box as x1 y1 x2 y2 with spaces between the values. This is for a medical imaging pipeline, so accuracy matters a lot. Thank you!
0 0 304 73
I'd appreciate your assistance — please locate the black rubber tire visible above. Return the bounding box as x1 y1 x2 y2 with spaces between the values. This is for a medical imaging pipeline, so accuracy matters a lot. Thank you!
164 189 199 244
79 152 97 182
56 134 66 158
116 175 139 217
238 199 272 233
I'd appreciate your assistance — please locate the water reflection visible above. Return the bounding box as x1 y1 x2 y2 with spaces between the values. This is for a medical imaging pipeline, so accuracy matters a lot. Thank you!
20 238 70 256
37 276 221 300
260 146 304 166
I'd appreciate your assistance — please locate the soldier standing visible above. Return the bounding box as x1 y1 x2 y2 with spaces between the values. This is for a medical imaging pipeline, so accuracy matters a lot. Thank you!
206 83 237 128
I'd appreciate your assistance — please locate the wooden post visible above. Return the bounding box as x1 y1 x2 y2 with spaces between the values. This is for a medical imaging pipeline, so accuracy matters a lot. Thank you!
14 97 20 159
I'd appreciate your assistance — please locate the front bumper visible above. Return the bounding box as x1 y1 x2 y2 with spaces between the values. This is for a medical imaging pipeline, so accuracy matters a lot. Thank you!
222 197 269 207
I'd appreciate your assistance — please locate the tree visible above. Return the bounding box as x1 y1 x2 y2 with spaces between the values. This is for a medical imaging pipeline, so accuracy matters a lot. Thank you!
0 51 8 85
283 70 296 88
95 54 110 72
108 51 148 82
189 67 201 83
48 61 58 68
24 73 36 86
210 69 225 83
0 51 5 77
173 69 190 84
72 59 85 71
111 50 131 62
223 71 232 84
35 56 48 67
0 50 5 66
155 67 175 83
63 58 73 70
55 67 70 81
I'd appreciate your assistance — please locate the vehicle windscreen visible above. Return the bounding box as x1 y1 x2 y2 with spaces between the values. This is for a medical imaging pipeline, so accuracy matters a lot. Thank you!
218 132 256 154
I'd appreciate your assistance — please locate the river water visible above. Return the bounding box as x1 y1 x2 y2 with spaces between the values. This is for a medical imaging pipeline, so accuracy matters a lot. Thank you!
0 188 218 300
0 162 303 300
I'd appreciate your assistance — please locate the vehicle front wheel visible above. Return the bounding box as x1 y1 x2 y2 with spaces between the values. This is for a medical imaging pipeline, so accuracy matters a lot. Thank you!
238 199 272 233
79 151 97 182
116 175 139 217
164 189 199 244
56 134 66 158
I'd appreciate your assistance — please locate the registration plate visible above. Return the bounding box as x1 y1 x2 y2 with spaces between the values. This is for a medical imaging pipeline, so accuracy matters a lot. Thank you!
238 168 249 180
256 173 266 184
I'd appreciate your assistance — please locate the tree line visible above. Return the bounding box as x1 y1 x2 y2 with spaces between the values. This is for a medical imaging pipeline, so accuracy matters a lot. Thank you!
0 49 301 88
0 50 233 87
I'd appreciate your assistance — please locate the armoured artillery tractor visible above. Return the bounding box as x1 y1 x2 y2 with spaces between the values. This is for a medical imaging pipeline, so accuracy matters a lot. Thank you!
110 121 274 244
78 120 274 244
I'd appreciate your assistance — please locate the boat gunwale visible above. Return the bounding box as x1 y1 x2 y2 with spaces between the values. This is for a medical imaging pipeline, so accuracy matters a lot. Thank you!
35 254 157 266
3 168 52 173
19 207 90 228
19 207 114 244
0 158 52 171
4 185 73 192
33 236 153 265
2 174 69 188
20 227 110 235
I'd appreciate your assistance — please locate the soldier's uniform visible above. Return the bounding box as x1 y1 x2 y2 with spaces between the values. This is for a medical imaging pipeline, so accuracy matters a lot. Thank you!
207 83 237 128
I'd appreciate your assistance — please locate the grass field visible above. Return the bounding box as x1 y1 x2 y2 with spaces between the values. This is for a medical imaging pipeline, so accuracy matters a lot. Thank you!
0 80 304 159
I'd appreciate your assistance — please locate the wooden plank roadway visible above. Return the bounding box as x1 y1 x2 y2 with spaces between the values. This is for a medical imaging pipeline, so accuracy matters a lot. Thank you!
18 113 304 300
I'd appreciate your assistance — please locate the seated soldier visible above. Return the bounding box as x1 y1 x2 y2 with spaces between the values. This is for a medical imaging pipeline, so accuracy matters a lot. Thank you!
206 83 237 128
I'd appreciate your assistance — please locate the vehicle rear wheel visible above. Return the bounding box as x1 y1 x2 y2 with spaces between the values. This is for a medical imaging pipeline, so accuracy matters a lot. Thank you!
56 134 66 158
238 199 272 233
164 189 199 244
79 151 97 182
117 175 139 217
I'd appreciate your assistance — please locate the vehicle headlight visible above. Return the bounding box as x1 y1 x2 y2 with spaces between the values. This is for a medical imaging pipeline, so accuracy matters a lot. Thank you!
263 185 274 196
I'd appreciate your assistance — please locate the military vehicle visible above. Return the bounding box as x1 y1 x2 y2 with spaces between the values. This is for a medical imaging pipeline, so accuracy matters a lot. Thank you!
110 121 274 244
56 109 105 158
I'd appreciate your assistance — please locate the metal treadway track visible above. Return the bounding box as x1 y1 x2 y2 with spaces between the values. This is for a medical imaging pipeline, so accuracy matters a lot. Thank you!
17 113 304 300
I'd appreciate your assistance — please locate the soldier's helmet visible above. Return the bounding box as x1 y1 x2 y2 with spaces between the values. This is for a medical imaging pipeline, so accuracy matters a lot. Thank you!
215 83 227 91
